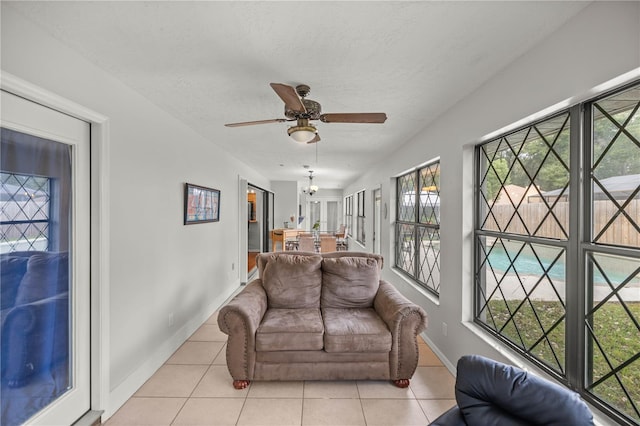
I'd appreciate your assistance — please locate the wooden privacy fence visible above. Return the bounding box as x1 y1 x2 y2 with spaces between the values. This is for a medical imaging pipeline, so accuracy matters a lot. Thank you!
483 199 640 247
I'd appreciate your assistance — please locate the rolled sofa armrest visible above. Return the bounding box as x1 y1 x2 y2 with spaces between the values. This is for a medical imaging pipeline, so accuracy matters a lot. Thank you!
374 280 428 380
217 280 268 381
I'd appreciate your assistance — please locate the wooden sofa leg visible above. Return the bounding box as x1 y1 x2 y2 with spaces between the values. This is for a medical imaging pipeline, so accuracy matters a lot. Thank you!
393 379 410 388
233 380 250 389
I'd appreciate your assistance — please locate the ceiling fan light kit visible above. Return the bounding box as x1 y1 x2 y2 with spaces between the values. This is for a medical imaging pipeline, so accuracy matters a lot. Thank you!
288 125 317 143
225 83 387 143
287 118 317 143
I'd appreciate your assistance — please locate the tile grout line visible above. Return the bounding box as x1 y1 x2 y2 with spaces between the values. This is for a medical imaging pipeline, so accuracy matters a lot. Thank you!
168 346 217 425
356 381 368 426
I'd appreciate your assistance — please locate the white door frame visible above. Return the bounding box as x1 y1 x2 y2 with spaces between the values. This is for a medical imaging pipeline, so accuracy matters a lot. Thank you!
302 194 341 232
238 177 248 283
1 71 111 419
373 187 382 254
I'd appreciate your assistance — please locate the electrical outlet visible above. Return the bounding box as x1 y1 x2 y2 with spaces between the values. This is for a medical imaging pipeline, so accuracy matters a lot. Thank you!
168 313 174 328
442 322 448 336
231 262 235 271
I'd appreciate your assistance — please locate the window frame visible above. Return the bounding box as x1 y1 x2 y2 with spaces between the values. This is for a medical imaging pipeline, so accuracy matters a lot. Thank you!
356 190 365 245
394 158 441 296
473 80 640 426
344 194 353 237
0 172 54 253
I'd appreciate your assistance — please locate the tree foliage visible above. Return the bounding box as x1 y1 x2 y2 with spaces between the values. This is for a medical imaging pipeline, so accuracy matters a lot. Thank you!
482 107 639 198
593 109 640 179
485 158 510 201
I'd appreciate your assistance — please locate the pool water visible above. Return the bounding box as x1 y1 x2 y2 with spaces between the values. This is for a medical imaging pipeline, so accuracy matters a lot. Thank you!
486 246 637 285
487 247 565 281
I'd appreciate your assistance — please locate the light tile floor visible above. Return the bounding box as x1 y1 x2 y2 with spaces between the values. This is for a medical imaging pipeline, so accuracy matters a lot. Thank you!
105 312 456 426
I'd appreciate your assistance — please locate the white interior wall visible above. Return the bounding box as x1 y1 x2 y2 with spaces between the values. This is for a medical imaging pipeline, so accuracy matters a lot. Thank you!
272 180 299 229
344 0 640 376
1 6 270 417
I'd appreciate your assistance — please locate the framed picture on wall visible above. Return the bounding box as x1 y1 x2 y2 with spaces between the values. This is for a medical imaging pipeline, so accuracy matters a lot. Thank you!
184 183 220 224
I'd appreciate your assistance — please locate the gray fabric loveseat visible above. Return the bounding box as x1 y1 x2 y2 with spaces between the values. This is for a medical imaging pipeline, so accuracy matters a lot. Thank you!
218 251 428 389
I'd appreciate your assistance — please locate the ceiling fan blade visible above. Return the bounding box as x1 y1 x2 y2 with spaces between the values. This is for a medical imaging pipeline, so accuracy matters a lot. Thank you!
307 134 321 144
320 113 387 124
270 83 306 113
225 118 287 127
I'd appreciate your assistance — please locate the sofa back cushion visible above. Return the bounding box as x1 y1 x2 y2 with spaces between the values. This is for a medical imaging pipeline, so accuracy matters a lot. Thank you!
321 256 381 308
15 252 69 305
1 256 29 310
322 251 383 269
260 252 323 308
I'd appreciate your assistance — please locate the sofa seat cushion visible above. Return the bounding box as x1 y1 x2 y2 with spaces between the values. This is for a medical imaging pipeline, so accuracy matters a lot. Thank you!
321 256 381 308
256 308 324 351
256 350 389 364
322 308 391 353
261 253 323 309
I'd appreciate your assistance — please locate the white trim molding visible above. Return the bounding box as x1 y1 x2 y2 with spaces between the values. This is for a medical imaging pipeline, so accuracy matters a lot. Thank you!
1 70 112 419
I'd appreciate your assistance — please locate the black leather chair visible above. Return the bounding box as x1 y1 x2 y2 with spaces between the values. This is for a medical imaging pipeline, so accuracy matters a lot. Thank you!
429 355 594 425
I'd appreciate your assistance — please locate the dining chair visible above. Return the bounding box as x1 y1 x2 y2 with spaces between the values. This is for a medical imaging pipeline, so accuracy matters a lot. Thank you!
298 236 316 252
271 229 284 252
320 236 337 253
336 226 348 251
284 229 300 251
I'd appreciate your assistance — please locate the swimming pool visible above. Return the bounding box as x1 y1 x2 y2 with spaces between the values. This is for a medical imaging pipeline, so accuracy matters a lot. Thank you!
487 245 565 281
486 245 639 285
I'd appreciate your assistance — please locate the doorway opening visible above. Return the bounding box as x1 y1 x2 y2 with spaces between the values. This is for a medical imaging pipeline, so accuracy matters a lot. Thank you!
246 185 274 278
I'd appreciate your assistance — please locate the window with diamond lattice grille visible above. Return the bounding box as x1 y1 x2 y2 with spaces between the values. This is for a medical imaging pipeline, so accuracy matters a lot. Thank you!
345 195 353 237
0 172 51 253
475 81 640 425
356 190 365 245
395 159 440 295
585 84 640 424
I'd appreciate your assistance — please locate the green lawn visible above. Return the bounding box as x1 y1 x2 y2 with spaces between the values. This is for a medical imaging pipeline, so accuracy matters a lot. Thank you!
486 300 640 422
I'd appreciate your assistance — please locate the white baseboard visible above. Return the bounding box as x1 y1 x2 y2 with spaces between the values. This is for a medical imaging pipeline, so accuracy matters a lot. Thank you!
420 331 456 376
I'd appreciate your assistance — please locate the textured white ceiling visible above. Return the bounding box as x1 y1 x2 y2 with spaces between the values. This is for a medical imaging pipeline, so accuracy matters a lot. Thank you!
6 1 590 188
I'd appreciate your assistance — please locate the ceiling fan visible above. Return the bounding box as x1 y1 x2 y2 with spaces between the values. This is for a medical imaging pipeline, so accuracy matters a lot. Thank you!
224 83 387 144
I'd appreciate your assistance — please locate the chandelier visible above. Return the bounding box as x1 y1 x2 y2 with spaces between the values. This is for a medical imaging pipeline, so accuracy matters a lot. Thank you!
302 170 319 196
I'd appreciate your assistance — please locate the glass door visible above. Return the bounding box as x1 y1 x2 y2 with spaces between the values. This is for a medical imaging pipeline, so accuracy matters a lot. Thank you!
1 90 91 425
304 198 341 233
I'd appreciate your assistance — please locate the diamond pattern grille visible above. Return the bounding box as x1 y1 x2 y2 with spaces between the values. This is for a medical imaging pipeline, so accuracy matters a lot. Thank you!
0 172 51 252
476 237 566 373
419 163 440 224
475 84 640 425
417 227 440 293
586 252 640 422
396 223 415 275
396 161 441 296
591 86 640 248
397 173 416 222
479 113 570 240
586 85 640 423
